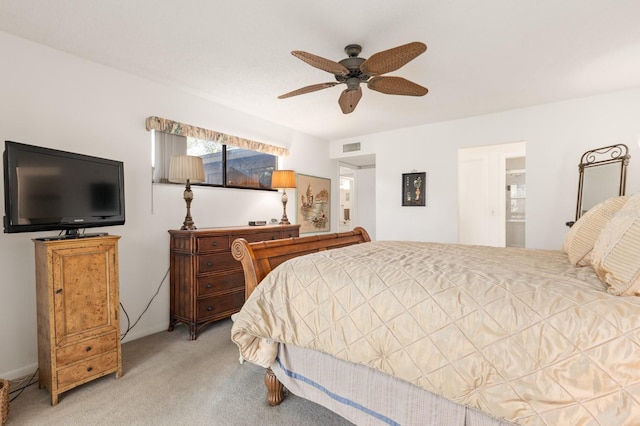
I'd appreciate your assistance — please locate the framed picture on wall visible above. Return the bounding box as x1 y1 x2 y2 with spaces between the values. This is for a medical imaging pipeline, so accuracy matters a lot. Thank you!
402 172 426 206
297 173 331 233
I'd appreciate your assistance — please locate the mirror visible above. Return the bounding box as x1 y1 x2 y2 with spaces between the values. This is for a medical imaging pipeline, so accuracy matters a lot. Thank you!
575 143 629 220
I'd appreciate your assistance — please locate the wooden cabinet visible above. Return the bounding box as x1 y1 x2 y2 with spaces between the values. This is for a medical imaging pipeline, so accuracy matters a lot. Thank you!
33 235 122 405
169 224 300 340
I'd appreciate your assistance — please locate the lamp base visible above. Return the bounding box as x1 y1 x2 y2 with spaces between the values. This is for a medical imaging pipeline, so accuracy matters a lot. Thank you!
180 221 197 231
279 190 290 225
181 181 197 230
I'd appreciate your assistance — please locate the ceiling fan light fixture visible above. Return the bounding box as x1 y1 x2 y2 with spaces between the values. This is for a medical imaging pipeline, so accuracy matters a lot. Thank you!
345 77 360 91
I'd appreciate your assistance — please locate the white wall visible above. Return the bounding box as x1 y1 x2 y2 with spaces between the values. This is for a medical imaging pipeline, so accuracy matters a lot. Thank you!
331 88 640 248
0 32 335 378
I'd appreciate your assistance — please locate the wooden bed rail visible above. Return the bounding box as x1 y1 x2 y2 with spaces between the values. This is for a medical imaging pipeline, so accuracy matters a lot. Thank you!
231 226 371 299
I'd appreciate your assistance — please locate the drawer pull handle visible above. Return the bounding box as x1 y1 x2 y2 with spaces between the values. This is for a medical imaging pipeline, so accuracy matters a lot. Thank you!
207 306 213 311
206 283 213 289
207 261 213 267
55 288 63 294
212 241 218 247
87 367 93 372
85 346 92 352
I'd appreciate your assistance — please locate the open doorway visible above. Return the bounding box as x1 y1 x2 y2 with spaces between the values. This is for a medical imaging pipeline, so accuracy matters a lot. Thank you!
458 142 526 247
338 155 376 240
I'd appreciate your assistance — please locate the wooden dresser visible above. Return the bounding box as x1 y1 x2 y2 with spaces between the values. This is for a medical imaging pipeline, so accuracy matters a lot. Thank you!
168 224 300 340
33 235 122 405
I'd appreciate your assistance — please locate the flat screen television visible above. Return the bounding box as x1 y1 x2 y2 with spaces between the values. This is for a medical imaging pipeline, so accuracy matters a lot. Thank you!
3 141 125 236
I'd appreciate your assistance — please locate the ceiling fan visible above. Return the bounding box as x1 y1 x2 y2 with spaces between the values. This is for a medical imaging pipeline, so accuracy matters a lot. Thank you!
278 42 428 114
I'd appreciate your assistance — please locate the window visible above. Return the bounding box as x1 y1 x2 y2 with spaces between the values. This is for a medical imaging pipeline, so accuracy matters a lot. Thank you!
152 132 277 190
147 116 286 190
188 137 277 189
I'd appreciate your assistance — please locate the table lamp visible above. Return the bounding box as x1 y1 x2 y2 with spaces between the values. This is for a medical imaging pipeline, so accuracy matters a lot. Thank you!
169 155 205 230
271 170 296 225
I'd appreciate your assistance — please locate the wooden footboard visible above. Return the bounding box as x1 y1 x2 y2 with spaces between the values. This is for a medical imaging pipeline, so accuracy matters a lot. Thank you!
231 226 371 299
231 226 371 406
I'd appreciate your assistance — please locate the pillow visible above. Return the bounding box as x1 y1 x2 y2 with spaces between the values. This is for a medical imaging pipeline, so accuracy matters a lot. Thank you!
563 195 628 266
591 193 640 296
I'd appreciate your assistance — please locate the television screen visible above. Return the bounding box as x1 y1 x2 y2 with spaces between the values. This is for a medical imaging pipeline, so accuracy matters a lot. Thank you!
3 141 125 235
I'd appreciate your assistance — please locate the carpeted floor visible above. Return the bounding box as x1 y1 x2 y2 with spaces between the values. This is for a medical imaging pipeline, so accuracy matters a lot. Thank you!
6 319 353 425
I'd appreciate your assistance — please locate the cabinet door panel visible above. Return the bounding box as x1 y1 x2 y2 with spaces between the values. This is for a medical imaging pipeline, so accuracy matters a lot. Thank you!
53 245 118 345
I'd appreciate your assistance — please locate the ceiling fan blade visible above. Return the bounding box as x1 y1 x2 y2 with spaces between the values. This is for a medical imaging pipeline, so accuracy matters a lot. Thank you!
360 42 427 76
278 82 340 99
291 51 349 75
338 87 362 114
368 76 428 96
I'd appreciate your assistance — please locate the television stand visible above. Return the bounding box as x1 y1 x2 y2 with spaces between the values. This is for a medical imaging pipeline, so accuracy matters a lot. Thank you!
34 232 109 242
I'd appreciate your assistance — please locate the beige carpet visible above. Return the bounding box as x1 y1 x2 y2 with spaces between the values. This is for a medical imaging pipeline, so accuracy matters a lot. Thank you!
6 319 352 425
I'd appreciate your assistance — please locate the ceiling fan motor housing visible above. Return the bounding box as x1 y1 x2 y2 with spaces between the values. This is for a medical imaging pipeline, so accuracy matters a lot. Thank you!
337 56 368 84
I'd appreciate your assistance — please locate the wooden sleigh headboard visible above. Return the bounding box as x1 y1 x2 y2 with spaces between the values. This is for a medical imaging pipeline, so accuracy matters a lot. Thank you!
231 227 371 299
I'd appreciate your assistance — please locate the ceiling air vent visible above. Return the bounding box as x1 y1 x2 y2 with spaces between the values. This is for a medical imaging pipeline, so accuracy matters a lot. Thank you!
343 142 361 153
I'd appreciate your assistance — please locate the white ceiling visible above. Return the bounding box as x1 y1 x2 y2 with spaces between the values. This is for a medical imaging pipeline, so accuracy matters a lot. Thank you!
2 1 640 142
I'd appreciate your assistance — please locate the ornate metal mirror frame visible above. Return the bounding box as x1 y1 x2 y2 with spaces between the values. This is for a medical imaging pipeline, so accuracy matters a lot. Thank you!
575 143 630 220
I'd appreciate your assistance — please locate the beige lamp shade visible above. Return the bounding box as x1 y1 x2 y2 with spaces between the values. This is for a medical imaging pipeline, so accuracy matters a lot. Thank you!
169 155 205 184
271 170 296 189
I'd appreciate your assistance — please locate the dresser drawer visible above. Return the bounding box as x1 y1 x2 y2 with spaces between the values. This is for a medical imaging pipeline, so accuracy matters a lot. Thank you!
243 231 283 243
57 350 118 389
197 290 245 319
196 236 230 253
197 251 238 274
56 333 117 367
197 271 245 297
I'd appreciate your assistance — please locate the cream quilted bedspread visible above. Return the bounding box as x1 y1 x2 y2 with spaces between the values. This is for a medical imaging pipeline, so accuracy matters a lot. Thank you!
231 241 640 425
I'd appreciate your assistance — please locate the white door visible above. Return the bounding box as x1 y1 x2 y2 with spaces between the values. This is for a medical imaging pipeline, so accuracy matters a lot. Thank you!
458 142 526 247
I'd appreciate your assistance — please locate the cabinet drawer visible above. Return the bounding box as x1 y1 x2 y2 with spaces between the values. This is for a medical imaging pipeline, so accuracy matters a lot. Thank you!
196 236 229 253
197 291 245 319
56 333 117 367
197 251 238 274
57 350 118 389
197 271 245 297
243 231 283 243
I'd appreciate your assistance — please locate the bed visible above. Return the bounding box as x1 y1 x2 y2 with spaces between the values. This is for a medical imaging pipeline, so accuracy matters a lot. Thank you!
230 194 640 425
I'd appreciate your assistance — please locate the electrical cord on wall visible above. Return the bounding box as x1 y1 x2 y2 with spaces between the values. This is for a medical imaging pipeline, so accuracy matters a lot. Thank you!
120 266 170 341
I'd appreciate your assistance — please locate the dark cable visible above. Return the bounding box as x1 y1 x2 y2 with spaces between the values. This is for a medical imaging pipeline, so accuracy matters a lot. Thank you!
120 266 170 340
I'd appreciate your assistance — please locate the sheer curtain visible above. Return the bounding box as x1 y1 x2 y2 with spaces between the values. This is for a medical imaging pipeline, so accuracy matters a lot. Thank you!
153 131 187 183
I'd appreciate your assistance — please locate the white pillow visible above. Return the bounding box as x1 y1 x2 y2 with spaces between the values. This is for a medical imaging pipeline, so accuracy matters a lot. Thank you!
563 196 628 266
591 193 640 296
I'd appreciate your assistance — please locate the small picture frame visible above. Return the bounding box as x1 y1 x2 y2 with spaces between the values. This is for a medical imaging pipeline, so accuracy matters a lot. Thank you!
402 172 426 206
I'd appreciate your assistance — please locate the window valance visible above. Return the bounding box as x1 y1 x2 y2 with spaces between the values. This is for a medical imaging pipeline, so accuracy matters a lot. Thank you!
145 116 289 157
